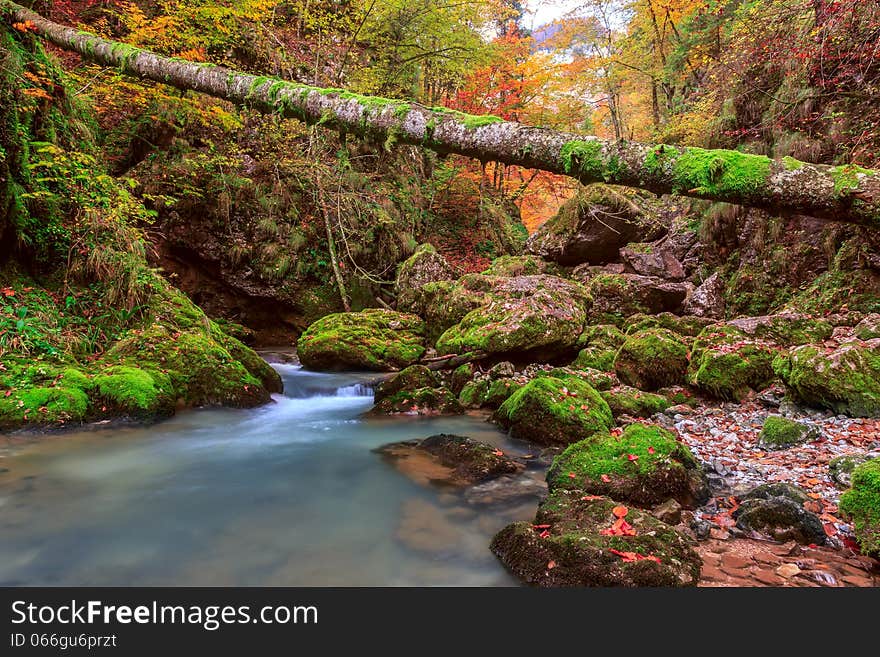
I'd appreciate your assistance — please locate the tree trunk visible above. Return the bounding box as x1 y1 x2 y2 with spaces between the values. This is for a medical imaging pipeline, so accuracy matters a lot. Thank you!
2 1 879 227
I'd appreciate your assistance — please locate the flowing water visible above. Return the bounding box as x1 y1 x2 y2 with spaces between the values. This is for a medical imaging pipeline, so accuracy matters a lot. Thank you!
0 359 543 586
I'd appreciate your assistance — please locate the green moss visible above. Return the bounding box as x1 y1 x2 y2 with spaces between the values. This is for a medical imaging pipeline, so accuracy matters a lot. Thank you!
614 328 689 391
458 379 490 408
297 309 426 371
0 385 89 427
758 415 818 450
601 386 671 418
560 139 608 179
782 156 804 171
671 148 771 197
549 367 615 391
93 365 172 415
839 459 880 555
829 164 873 196
643 144 681 176
494 376 612 446
548 423 694 483
688 341 777 401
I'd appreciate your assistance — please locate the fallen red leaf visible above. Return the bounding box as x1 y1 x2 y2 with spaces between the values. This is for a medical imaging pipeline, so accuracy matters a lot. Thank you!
533 524 551 529
601 474 611 483
547 560 556 570
647 446 655 454
612 505 628 518
568 472 576 479
823 523 838 537
539 530 550 539
627 454 639 462
581 495 602 501
608 548 660 563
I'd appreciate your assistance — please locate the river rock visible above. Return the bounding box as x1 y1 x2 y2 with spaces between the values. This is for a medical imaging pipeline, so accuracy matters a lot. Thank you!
546 423 709 508
757 416 821 450
614 328 690 391
829 453 876 488
435 275 590 361
297 309 425 371
490 490 702 586
493 376 613 446
375 434 523 487
733 484 826 544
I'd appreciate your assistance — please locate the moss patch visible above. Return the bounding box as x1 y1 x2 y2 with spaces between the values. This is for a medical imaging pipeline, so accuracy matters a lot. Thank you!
494 376 612 446
839 459 880 556
614 328 689 391
758 416 820 450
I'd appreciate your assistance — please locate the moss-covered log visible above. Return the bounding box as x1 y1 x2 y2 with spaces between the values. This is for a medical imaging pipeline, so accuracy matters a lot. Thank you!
3 1 880 226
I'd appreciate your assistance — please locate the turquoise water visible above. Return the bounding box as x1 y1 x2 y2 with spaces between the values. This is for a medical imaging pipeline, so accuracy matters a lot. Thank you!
0 362 542 586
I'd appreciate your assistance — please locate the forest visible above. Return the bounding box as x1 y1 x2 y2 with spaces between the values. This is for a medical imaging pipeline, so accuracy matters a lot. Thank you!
0 0 878 589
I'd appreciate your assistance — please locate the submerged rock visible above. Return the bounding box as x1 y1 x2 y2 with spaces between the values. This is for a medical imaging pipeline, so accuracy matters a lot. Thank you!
297 309 425 371
733 494 826 545
773 339 880 417
490 490 702 587
614 328 689 391
375 434 523 486
546 423 708 508
493 376 613 446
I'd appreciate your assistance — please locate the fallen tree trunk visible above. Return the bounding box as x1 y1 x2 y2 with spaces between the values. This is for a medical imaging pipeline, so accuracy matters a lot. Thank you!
3 1 879 226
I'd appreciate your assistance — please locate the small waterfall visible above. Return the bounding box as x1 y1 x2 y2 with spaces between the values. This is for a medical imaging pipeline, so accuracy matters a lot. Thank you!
335 383 375 398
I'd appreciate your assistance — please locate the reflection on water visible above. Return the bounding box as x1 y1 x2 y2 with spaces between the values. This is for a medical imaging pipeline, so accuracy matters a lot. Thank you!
0 362 539 586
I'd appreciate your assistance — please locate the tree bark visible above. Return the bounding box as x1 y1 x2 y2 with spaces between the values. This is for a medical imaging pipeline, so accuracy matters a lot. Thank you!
2 1 879 226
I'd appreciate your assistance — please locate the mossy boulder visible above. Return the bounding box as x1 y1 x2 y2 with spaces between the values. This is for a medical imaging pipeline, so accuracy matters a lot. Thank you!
490 490 702 586
102 323 271 408
614 328 689 391
297 309 426 372
727 313 833 346
394 243 457 311
601 386 672 419
546 423 708 507
370 386 463 415
830 453 876 488
402 274 498 341
449 363 474 395
572 324 625 371
481 255 559 277
758 416 821 450
435 275 590 360
458 379 490 408
688 327 778 400
494 376 613 446
584 273 690 321
374 365 437 403
484 378 522 408
623 313 713 338
375 434 523 486
0 376 90 428
549 367 615 391
839 459 880 556
772 339 880 417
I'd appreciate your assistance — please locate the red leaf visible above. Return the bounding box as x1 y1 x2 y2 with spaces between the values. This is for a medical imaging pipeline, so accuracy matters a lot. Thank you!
612 505 628 518
547 560 556 570
533 524 551 529
601 474 611 483
568 472 576 479
539 530 550 539
627 454 639 461
647 446 655 455
581 495 602 501
823 523 838 537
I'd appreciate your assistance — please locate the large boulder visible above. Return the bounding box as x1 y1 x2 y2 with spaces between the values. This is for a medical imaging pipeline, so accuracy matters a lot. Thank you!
490 490 702 587
772 339 880 417
727 313 833 346
403 274 498 341
526 185 664 265
601 386 672 419
435 275 590 360
375 434 522 486
571 324 626 371
614 328 690 391
494 376 613 446
581 273 691 321
687 325 778 400
546 423 708 507
620 242 685 280
733 484 826 545
394 243 457 310
839 459 880 556
297 309 425 371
